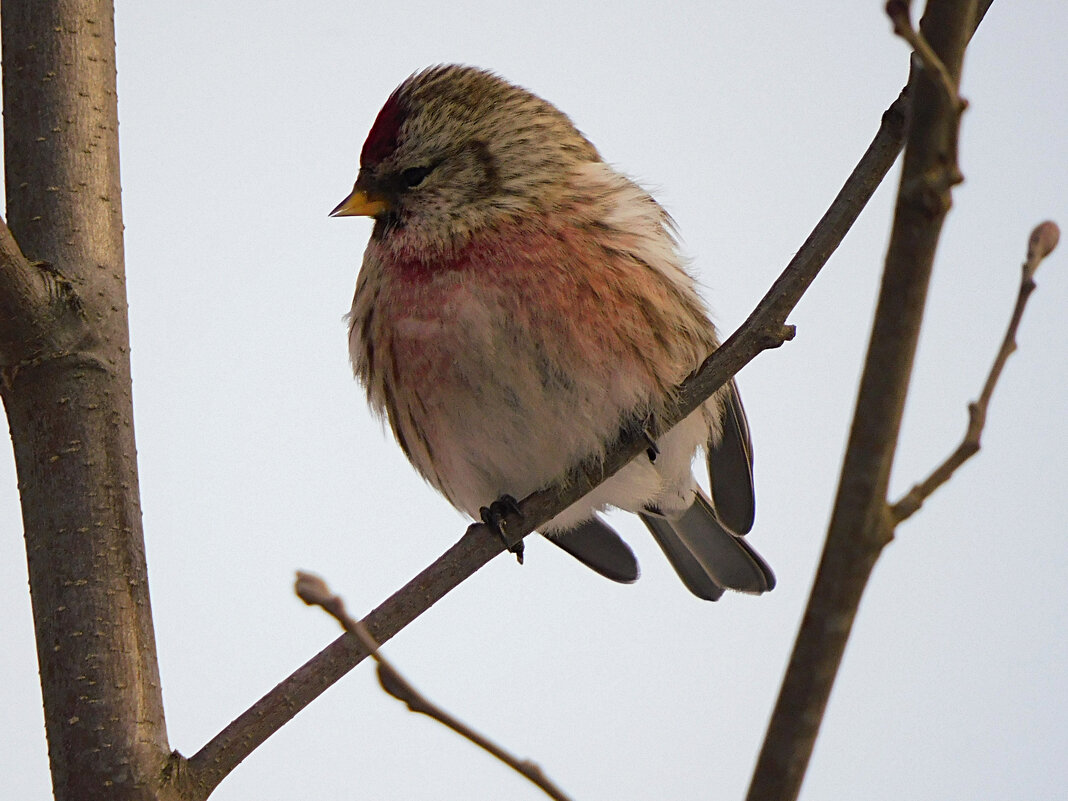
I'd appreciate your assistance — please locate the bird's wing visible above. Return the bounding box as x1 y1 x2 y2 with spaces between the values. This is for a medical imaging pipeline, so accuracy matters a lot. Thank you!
706 378 756 535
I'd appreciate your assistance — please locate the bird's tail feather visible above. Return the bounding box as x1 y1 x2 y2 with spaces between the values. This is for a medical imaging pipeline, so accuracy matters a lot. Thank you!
545 517 640 584
641 490 775 600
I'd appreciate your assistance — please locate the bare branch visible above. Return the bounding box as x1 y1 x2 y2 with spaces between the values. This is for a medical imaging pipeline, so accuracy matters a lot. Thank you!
891 221 1059 522
747 2 981 799
295 572 575 801
180 5 997 794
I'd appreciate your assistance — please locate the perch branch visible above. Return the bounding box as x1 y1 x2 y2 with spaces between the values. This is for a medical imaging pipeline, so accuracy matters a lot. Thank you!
891 221 1059 522
295 572 574 801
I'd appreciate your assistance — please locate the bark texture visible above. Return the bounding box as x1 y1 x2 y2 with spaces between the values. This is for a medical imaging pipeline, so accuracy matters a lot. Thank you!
1 3 171 798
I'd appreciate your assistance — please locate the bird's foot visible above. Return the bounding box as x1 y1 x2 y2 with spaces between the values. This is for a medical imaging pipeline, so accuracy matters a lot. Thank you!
480 494 525 564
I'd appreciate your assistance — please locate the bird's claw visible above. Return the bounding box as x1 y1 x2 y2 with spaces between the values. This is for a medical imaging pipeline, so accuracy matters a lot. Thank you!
642 427 660 463
480 494 525 564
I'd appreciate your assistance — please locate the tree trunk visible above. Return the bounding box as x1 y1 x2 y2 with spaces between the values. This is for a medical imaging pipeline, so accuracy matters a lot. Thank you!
1 2 171 798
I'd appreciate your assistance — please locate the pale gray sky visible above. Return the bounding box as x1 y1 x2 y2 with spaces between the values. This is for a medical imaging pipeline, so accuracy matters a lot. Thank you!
2 2 1066 799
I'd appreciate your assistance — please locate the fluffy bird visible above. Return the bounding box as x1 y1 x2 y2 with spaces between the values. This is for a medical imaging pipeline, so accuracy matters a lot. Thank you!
332 65 774 600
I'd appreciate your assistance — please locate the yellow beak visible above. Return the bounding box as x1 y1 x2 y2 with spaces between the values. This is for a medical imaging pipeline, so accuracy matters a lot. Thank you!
329 189 389 218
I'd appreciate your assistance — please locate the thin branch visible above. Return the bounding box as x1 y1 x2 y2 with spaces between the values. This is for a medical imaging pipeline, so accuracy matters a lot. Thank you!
891 221 1059 522
295 572 575 801
746 2 981 800
177 7 997 795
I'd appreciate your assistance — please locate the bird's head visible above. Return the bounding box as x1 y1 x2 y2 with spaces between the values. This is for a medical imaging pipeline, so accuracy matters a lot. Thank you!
331 65 600 245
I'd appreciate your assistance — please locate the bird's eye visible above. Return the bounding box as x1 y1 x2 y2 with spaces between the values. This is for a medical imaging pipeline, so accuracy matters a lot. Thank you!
401 166 433 188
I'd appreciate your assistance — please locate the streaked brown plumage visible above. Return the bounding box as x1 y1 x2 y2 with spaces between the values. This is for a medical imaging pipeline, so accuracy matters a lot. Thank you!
332 65 774 599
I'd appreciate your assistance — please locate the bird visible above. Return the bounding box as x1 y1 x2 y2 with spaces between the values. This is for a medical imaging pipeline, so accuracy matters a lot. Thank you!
331 65 774 600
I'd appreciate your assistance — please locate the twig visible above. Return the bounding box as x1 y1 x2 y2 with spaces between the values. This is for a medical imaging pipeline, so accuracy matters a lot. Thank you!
891 221 1059 522
886 0 968 112
294 572 575 801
